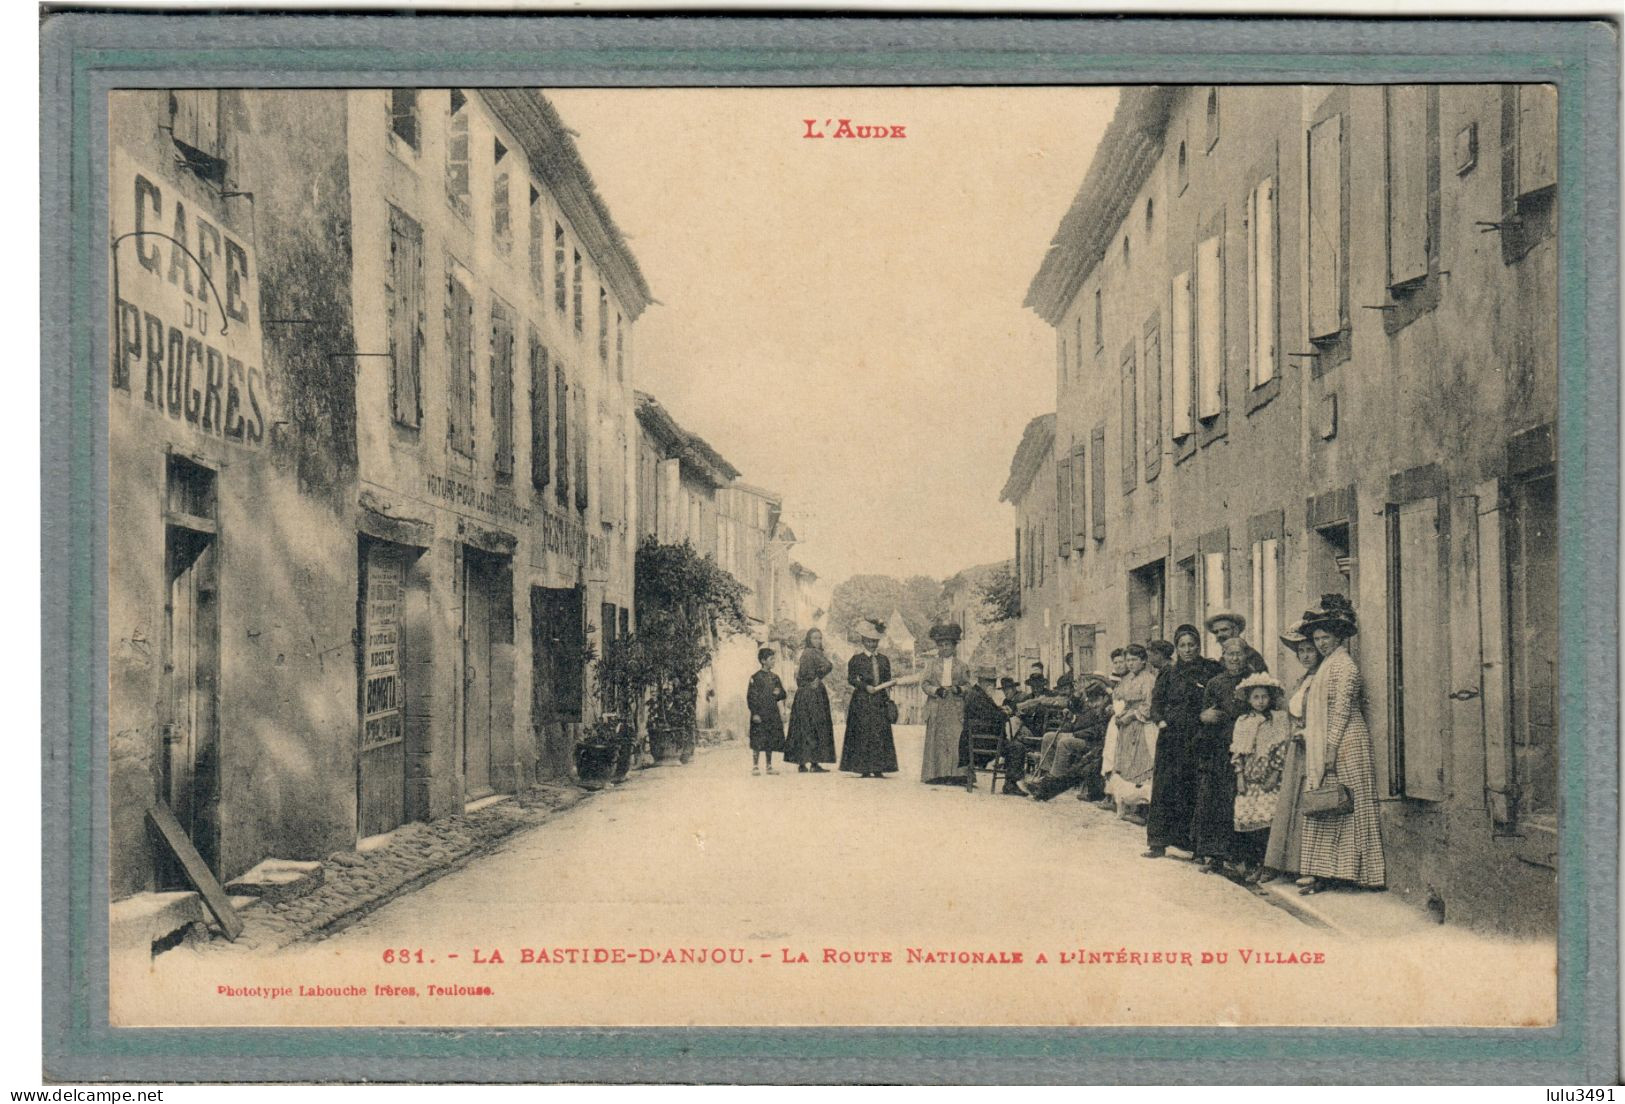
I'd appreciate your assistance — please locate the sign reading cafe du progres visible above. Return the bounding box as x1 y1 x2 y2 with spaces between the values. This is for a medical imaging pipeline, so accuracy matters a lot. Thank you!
109 150 268 446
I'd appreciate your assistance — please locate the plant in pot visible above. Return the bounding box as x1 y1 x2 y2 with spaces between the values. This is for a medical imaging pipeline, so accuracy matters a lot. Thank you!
593 632 653 782
635 538 748 765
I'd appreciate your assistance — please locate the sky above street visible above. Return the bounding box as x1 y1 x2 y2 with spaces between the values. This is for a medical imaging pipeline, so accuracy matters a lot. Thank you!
549 87 1116 586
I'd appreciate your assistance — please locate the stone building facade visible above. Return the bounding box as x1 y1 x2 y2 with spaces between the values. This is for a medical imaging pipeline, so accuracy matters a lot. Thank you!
107 87 649 902
1001 412 1061 683
1023 84 1558 932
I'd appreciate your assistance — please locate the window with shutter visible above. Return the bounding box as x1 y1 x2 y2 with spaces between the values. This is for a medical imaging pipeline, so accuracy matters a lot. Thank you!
389 90 420 151
1249 537 1280 672
574 383 589 513
530 339 550 489
1247 178 1279 387
1515 84 1557 198
492 140 512 254
386 207 423 428
1201 550 1227 656
1093 290 1104 352
599 287 609 363
491 302 515 480
616 314 625 382
1195 233 1223 420
1170 272 1193 439
1072 442 1085 549
1143 321 1162 479
1120 343 1137 493
446 273 474 456
528 187 545 293
1056 457 1072 556
1090 425 1106 541
446 90 471 219
1385 87 1429 289
1307 114 1345 341
1073 317 1082 380
1390 497 1446 800
572 251 584 335
553 224 567 314
554 362 569 506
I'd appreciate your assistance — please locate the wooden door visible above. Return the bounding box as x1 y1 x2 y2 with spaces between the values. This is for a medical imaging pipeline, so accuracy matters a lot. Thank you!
358 544 407 838
162 529 219 885
463 552 494 799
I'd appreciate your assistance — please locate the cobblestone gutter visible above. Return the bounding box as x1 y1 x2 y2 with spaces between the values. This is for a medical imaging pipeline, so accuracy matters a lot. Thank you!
202 782 594 955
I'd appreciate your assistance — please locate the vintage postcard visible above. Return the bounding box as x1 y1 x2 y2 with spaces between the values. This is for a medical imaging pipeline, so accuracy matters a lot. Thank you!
44 12 1618 1085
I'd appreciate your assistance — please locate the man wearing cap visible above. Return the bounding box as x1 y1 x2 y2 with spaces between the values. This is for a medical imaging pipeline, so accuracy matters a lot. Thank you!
1205 612 1269 674
1018 676 1113 801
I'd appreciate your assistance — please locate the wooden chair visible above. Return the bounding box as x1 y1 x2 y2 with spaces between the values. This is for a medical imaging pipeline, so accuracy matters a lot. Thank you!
965 718 1008 793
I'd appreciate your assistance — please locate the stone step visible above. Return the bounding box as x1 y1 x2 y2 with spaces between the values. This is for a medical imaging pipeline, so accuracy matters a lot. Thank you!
109 891 206 953
224 858 325 903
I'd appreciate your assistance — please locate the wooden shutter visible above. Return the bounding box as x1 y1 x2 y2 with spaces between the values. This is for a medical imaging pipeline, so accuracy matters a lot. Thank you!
446 275 474 455
554 362 569 506
1056 456 1072 556
1386 86 1429 288
1143 322 1162 476
491 305 514 478
1120 344 1137 492
530 340 550 489
1308 114 1345 340
387 208 423 427
1516 84 1557 197
1394 498 1446 800
1250 538 1280 672
1071 444 1088 549
1090 425 1106 540
1248 179 1278 387
574 384 589 512
1475 482 1514 824
446 93 470 214
1170 272 1194 438
1195 234 1223 420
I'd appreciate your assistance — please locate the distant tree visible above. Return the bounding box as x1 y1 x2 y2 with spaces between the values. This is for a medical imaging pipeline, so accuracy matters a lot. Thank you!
830 573 945 650
902 574 949 631
977 564 1021 624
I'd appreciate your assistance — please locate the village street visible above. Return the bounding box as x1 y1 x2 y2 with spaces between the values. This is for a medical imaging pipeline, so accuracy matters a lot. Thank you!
134 726 1556 1031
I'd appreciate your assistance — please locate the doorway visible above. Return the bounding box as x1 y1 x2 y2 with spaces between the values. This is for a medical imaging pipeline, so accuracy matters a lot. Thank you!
160 456 220 887
358 540 409 838
531 585 585 780
1128 559 1167 645
462 547 506 800
1507 469 1557 827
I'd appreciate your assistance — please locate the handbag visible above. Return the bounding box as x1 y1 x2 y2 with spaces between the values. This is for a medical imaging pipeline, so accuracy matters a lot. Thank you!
1301 779 1351 817
886 699 900 725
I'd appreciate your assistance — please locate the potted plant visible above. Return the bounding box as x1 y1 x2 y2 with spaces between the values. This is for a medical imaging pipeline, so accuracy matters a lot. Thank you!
573 717 621 789
593 633 651 781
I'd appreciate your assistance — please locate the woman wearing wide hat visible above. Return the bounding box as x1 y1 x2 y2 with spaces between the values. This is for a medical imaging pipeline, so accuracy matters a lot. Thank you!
919 623 972 783
838 619 900 778
1296 594 1387 894
1262 618 1324 882
785 627 838 772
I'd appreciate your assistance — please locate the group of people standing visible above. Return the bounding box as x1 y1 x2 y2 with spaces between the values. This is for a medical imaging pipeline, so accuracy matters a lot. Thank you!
1138 595 1386 895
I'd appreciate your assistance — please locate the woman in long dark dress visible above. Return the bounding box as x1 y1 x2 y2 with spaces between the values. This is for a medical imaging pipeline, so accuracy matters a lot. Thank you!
838 620 899 778
1144 624 1221 859
1191 638 1251 871
786 628 837 772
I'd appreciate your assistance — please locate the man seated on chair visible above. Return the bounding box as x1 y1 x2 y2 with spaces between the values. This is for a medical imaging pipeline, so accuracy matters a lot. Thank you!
958 669 1007 791
1018 677 1114 802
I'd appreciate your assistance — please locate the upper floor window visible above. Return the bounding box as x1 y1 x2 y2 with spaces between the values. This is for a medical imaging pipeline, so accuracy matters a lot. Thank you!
598 286 609 363
1093 289 1104 352
168 90 227 186
615 313 624 382
1385 86 1429 290
492 138 512 254
1307 112 1348 344
446 90 471 220
385 206 424 428
1205 88 1220 150
1176 140 1188 194
1145 198 1154 232
572 250 584 334
553 223 567 314
491 300 516 480
528 186 545 293
1170 270 1194 440
1194 230 1224 421
445 268 476 457
388 89 420 152
1246 177 1278 389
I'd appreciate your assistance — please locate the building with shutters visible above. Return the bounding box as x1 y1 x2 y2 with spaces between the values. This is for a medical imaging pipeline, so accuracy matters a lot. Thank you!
107 87 648 907
1023 84 1558 933
1000 412 1061 683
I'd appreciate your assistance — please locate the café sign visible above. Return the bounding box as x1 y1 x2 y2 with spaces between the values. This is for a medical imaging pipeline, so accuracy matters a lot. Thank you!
109 149 268 445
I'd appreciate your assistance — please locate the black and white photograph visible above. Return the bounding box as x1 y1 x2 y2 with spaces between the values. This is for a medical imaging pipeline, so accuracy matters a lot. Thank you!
93 75 1577 1033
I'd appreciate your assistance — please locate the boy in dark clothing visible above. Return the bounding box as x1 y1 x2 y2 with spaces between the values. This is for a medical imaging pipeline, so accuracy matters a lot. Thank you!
747 647 787 775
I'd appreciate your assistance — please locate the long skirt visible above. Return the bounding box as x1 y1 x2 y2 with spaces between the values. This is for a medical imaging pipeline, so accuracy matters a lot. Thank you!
1299 715 1387 887
1107 718 1156 807
1146 726 1199 851
786 683 837 764
839 690 899 775
919 696 967 781
1190 736 1238 860
1263 739 1306 872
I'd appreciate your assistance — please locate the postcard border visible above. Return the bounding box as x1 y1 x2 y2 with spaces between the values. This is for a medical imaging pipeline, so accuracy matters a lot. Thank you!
41 12 1620 1085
